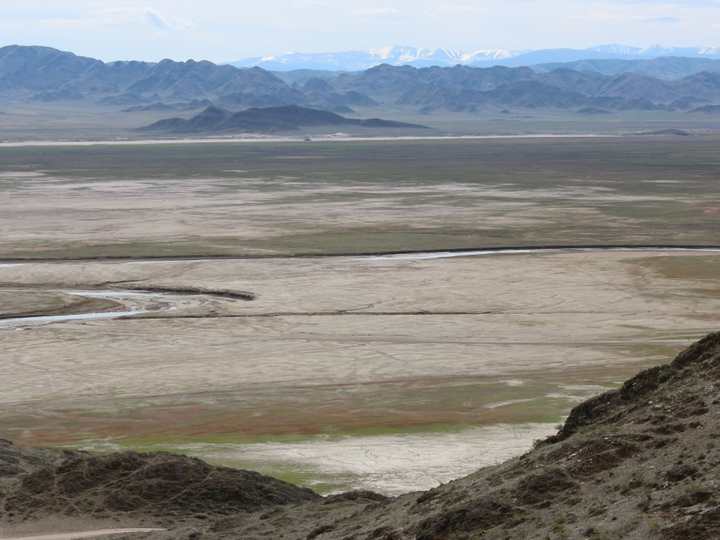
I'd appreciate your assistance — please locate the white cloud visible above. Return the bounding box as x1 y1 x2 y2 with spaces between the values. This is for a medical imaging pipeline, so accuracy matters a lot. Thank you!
143 8 195 31
81 6 195 30
434 5 487 14
566 1 697 23
349 7 399 16
641 16 680 23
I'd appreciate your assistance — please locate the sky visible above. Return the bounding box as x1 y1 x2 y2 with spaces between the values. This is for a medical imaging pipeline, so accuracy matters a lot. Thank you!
2 0 720 63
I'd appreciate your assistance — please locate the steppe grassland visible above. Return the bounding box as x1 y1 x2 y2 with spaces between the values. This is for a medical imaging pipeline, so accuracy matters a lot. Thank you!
0 136 719 492
1 136 720 258
2 103 718 141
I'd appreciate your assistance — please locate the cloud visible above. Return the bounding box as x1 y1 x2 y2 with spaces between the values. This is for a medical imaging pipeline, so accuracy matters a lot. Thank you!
143 8 195 31
347 6 401 24
349 7 399 16
434 5 487 14
569 9 680 22
79 6 195 31
641 16 679 23
145 10 173 30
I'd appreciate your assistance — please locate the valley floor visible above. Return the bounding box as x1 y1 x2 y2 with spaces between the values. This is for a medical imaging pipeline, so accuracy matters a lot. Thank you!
0 249 717 493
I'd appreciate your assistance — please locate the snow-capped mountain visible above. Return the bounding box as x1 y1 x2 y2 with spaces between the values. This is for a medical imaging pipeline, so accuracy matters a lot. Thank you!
228 45 523 71
227 44 720 71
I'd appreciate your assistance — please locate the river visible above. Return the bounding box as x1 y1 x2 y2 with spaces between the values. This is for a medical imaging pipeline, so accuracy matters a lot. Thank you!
1 246 719 328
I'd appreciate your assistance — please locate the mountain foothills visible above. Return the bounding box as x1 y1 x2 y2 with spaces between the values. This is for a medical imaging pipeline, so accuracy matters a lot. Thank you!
4 44 720 135
2 331 720 538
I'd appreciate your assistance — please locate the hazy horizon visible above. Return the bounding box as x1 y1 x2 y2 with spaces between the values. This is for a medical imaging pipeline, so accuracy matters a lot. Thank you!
3 1 720 64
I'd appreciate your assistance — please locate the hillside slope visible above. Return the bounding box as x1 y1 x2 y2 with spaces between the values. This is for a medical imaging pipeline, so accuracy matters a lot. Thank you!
1 331 720 538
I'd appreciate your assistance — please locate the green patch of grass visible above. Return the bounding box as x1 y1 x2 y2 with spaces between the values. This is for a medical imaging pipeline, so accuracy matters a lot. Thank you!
0 359 660 450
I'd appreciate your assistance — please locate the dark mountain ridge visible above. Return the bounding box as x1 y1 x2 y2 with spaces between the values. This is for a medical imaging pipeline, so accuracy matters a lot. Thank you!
0 45 373 114
330 62 720 112
4 45 720 117
2 331 720 538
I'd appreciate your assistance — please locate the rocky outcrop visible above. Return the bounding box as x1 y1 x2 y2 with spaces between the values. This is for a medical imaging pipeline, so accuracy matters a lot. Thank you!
1 448 319 523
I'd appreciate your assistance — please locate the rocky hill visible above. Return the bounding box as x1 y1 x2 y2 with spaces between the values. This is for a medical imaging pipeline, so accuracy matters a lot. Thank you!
2 331 720 539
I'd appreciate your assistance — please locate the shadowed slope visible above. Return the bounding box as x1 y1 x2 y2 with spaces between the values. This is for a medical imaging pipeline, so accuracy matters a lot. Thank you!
139 104 429 133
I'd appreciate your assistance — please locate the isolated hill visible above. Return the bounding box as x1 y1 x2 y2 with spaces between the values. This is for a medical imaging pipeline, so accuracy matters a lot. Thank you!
2 331 720 538
139 104 428 134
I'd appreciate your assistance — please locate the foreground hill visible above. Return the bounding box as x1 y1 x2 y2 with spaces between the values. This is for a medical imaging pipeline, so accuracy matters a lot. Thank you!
2 331 720 538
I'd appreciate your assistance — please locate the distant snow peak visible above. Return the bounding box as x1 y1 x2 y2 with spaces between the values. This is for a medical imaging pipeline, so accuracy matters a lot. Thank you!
466 49 518 61
228 44 720 71
587 44 642 55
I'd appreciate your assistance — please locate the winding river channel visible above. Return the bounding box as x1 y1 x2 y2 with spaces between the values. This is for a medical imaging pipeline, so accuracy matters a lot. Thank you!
1 246 719 329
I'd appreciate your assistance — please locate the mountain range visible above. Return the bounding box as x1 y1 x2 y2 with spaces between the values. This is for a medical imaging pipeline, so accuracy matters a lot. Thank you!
3 44 720 135
229 44 720 71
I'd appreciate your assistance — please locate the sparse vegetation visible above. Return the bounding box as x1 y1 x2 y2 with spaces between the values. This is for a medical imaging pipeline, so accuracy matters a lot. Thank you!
2 137 720 259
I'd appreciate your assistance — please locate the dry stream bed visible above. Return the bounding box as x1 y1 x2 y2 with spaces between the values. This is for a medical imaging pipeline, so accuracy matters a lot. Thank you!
0 248 718 494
